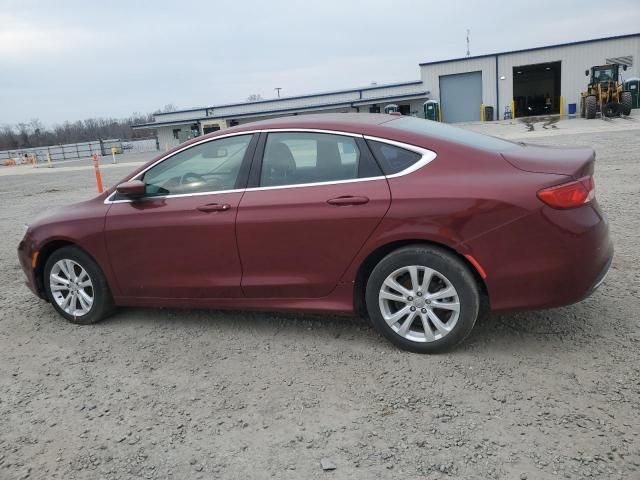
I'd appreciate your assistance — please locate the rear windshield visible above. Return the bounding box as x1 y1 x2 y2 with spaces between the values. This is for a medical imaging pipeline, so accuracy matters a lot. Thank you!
384 116 520 151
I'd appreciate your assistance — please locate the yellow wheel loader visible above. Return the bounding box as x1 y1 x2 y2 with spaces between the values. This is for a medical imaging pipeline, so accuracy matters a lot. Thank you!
580 64 633 119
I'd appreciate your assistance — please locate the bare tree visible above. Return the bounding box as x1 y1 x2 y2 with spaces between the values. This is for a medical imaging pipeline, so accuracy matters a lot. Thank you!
246 94 263 102
0 126 18 149
0 112 157 150
16 123 31 148
154 103 178 114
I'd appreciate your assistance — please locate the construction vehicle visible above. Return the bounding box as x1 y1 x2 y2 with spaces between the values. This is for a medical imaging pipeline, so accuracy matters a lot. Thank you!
580 64 633 119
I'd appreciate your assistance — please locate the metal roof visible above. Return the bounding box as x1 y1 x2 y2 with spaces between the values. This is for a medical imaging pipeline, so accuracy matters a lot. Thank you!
132 118 202 129
154 80 424 117
419 32 640 66
133 91 429 129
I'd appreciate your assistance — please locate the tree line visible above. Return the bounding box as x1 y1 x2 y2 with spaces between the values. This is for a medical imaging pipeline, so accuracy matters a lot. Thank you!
0 104 178 151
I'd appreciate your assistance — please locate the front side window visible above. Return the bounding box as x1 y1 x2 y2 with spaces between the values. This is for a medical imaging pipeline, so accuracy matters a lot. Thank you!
260 132 362 187
142 134 252 196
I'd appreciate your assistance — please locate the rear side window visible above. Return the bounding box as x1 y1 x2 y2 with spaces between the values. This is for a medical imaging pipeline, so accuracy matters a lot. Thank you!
366 140 422 175
260 132 380 187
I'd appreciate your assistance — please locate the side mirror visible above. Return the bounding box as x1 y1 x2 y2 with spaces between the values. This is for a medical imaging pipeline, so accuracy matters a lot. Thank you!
116 180 146 198
585 70 589 76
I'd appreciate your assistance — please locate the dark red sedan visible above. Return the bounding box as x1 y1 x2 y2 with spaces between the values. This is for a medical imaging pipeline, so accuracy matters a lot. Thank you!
18 114 612 353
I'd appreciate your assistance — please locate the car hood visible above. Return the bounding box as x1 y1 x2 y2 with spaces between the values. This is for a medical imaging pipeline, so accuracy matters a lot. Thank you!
28 197 108 231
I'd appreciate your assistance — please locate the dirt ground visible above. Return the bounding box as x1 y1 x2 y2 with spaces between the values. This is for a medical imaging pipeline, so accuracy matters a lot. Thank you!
1 118 639 480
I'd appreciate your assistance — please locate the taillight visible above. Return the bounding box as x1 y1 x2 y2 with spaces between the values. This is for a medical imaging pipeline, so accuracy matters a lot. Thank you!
537 176 595 209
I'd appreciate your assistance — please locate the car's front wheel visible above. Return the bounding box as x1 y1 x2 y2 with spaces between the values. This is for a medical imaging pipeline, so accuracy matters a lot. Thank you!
43 246 114 325
365 245 479 353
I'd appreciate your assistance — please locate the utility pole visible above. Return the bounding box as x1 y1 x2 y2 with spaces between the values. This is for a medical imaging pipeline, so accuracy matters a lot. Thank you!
466 29 471 57
275 87 282 98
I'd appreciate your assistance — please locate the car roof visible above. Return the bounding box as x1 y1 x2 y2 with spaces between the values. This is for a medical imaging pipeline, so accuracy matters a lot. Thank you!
210 113 399 136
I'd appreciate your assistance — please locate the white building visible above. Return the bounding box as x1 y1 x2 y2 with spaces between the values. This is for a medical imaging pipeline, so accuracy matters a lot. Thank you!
135 81 430 150
420 32 640 122
135 33 640 147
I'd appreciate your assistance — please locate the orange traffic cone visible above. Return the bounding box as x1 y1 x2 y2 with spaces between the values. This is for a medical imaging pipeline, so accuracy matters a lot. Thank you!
92 153 104 193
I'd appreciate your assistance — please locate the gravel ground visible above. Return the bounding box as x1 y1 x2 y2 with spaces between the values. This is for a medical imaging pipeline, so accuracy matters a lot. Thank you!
1 122 639 480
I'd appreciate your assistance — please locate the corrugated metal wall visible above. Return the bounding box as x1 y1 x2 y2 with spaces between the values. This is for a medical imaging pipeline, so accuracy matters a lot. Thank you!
152 83 427 124
155 99 431 149
421 35 640 121
157 127 179 150
498 36 640 114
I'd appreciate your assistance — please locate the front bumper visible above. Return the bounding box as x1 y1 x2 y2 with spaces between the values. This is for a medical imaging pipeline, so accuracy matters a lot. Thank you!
17 235 42 298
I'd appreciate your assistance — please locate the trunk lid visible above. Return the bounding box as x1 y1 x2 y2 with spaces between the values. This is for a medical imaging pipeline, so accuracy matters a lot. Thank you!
501 144 595 179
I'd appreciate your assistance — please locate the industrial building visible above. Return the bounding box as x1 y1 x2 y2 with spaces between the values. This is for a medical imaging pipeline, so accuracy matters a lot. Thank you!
135 33 640 148
420 32 639 122
135 81 430 150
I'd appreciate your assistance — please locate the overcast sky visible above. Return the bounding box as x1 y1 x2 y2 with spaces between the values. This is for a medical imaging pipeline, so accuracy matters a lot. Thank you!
1 0 638 125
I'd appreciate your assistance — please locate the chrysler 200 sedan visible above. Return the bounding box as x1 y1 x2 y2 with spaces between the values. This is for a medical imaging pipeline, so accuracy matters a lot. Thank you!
18 114 613 353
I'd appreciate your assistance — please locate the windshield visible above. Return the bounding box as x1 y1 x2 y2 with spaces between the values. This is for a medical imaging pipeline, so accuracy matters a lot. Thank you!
384 116 520 152
593 68 615 82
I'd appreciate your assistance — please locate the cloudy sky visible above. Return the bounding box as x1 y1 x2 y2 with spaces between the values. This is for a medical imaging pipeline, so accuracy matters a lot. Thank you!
1 0 638 125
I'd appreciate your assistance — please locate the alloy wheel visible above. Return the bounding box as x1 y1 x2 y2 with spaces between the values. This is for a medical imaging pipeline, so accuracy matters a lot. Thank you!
49 259 94 316
378 265 460 343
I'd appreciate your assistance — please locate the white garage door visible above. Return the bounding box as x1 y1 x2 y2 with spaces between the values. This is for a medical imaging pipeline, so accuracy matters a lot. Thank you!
439 71 483 123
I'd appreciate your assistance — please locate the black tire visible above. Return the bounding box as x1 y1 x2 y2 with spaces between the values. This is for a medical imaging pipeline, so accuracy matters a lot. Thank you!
621 91 632 116
365 245 479 353
43 246 115 325
586 96 597 119
602 102 622 118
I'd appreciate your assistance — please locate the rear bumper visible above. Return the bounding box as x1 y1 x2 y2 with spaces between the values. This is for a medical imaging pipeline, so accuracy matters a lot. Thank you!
579 250 612 301
468 201 613 311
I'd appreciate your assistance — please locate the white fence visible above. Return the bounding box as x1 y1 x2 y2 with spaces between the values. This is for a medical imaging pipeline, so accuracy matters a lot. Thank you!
0 137 159 164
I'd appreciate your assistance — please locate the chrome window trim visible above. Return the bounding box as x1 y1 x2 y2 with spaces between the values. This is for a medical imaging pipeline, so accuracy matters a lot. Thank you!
105 188 246 204
363 136 437 178
104 128 437 204
244 175 387 192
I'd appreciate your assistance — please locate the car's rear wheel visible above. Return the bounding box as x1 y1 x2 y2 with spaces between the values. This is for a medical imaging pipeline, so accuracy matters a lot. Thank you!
43 246 114 325
365 246 479 353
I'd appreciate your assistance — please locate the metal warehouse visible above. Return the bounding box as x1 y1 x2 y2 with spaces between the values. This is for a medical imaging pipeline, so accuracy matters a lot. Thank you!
135 81 430 149
420 33 640 122
135 33 640 147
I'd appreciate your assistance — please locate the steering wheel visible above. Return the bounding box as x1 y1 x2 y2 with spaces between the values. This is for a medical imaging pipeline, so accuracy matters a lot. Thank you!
180 172 207 187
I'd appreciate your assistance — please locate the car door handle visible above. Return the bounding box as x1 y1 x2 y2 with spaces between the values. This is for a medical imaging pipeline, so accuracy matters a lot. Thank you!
326 196 370 206
197 203 231 212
